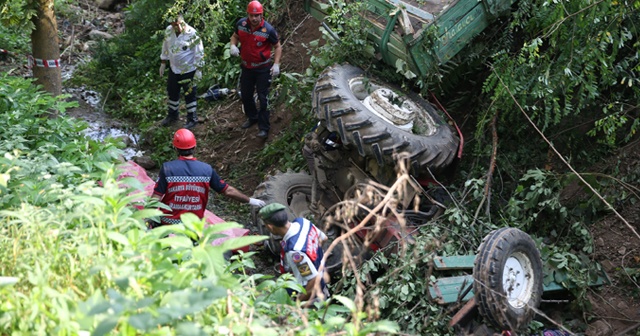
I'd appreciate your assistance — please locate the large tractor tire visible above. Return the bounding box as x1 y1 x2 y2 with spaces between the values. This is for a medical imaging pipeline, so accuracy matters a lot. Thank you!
251 172 346 275
473 227 543 332
312 64 459 174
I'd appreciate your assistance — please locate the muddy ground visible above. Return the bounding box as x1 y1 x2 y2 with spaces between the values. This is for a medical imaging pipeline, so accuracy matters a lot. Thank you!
3 1 639 335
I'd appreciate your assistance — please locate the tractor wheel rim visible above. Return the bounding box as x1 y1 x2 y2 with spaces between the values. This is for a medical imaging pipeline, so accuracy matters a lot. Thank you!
502 251 535 309
348 78 437 135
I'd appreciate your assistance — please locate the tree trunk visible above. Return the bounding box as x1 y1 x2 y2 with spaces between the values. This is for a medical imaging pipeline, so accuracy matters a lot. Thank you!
31 0 62 97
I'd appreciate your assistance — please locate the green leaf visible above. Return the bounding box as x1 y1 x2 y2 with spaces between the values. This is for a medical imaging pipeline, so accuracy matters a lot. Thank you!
107 231 130 246
333 295 356 312
217 235 267 252
0 173 10 188
181 212 205 236
202 221 243 234
246 324 279 336
160 235 193 249
175 322 207 336
271 288 293 305
88 301 111 316
92 316 119 336
325 302 352 315
191 245 225 279
362 320 399 333
128 313 156 331
151 224 189 237
114 277 129 290
131 208 163 220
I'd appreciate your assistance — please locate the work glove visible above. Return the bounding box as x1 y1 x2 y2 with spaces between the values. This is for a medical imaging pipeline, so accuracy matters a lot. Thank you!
159 63 166 76
270 63 280 77
195 70 202 80
249 198 266 207
230 45 240 57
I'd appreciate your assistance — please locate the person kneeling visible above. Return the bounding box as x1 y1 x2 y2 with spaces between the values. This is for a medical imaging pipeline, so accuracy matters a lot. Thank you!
259 203 330 304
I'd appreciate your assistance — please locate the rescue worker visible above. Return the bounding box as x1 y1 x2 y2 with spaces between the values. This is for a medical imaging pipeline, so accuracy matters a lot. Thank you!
259 203 330 303
159 14 204 130
229 1 282 138
152 129 266 227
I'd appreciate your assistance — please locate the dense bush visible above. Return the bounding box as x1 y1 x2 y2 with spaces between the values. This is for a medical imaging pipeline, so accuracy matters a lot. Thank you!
0 74 398 334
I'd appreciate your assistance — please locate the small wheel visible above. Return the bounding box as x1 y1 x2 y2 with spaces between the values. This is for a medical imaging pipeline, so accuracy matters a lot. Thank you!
473 227 543 332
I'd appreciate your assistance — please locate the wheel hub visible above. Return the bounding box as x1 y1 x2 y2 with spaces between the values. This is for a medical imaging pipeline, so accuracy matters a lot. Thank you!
349 77 438 136
502 252 534 309
367 88 416 126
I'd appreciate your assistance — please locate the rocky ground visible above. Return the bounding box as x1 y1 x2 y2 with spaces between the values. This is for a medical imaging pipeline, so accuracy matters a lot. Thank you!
2 1 638 334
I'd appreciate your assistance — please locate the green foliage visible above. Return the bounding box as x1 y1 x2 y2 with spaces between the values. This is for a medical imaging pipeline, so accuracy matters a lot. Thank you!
500 169 614 236
498 169 608 305
0 187 397 333
0 0 36 29
501 169 568 231
70 0 170 126
146 127 177 167
490 0 639 130
539 242 605 309
0 74 121 208
0 24 30 58
0 73 397 334
335 232 459 335
310 1 376 71
476 1 640 169
617 267 640 300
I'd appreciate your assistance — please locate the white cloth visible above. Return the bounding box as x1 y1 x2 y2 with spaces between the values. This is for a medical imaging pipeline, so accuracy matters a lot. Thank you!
160 22 204 75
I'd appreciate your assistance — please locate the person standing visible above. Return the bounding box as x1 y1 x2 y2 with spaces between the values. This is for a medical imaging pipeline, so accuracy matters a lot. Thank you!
229 1 282 138
259 203 330 303
152 128 266 227
159 14 204 130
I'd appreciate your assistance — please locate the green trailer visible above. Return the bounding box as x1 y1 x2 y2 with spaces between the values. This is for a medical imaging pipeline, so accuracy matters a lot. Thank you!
303 0 516 78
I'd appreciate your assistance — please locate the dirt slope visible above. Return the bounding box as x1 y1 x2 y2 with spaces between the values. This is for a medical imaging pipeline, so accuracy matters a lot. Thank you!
189 6 322 193
584 143 640 335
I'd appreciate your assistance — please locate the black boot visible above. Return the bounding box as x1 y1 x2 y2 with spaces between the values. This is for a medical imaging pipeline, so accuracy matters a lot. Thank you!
161 115 177 127
184 113 198 129
241 119 257 129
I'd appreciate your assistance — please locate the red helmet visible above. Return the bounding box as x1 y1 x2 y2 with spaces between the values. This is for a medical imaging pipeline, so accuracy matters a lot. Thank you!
247 1 263 14
173 128 196 149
